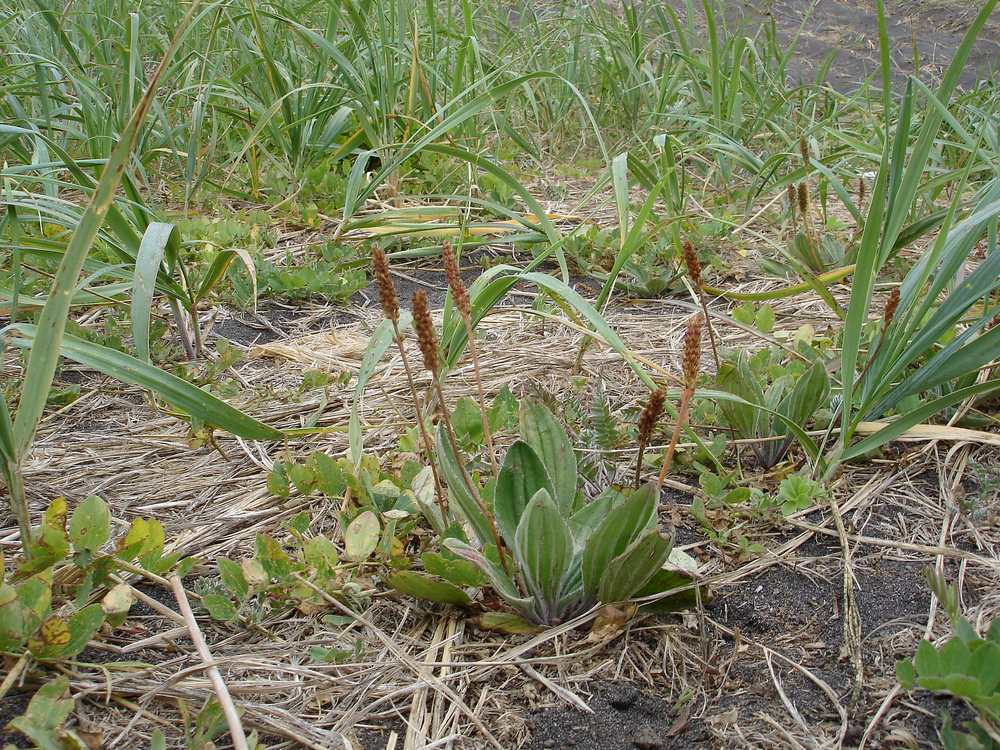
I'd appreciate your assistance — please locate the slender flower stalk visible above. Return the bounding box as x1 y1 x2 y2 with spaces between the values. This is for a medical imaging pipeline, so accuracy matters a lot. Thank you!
412 290 511 574
371 248 446 519
656 315 702 492
443 243 498 474
682 240 720 372
858 287 903 385
635 388 664 489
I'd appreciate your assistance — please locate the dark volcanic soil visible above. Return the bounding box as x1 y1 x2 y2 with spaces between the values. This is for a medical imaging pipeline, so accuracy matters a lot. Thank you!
523 682 701 750
680 0 1000 90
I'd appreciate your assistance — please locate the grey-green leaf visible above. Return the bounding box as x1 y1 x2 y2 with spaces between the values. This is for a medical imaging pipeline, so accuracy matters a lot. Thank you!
388 571 472 606
598 529 673 604
519 399 577 512
494 440 554 548
444 538 533 613
513 489 573 621
582 483 658 600
435 424 493 547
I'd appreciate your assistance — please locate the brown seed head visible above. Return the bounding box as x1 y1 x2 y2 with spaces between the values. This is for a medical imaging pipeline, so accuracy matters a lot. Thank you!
799 136 810 166
638 388 665 445
371 247 399 324
797 182 809 215
882 287 900 329
412 290 439 374
858 176 866 206
682 240 702 288
787 183 797 215
442 243 470 317
682 315 703 389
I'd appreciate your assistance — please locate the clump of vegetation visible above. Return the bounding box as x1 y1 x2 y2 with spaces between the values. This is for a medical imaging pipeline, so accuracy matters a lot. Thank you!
0 0 998 744
898 574 1000 748
368 247 698 627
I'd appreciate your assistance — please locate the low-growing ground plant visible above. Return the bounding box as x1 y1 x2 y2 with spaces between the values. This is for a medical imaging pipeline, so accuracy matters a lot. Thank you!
369 251 698 627
202 514 367 626
717 349 831 469
0 494 191 749
897 574 1000 748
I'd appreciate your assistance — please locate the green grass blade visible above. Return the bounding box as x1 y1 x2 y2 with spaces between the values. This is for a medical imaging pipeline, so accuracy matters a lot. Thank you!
842 380 1000 461
5 324 283 441
132 223 180 364
9 0 204 460
0 390 14 466
350 312 412 467
519 271 655 389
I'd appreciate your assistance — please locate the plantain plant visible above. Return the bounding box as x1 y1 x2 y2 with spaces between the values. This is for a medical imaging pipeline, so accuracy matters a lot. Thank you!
370 253 693 626
436 400 678 626
717 352 830 469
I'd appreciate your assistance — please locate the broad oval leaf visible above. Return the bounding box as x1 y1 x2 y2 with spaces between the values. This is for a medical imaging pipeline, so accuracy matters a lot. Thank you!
217 558 249 600
598 529 673 604
513 489 573 623
343 511 380 562
387 571 472 606
61 604 105 657
495 440 554 548
518 399 577 512
582 484 658 600
69 495 111 555
201 593 238 622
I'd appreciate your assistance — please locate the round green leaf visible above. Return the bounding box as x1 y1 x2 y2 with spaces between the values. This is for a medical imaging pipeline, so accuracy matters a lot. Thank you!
69 496 110 554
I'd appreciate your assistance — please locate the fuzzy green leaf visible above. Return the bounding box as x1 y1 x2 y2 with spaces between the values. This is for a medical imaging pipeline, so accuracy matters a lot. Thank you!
598 529 673 604
519 399 578 512
388 571 472 606
494 441 554 549
513 490 572 621
582 484 657 600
